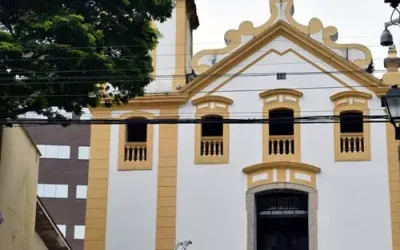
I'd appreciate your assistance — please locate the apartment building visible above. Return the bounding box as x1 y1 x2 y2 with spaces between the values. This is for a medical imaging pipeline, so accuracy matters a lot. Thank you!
25 110 91 250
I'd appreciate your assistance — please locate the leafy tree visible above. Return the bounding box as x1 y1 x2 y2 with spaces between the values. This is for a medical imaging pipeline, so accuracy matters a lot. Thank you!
0 0 174 120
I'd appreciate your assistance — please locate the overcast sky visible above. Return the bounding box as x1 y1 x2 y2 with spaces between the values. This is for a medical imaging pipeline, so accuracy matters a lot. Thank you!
192 0 399 76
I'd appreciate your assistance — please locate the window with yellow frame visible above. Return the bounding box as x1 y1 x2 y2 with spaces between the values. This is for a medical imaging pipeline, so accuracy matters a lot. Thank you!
192 96 233 165
330 91 372 162
118 111 154 171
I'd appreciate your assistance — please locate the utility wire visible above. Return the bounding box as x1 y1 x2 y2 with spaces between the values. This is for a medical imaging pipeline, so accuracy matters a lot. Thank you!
0 39 396 52
0 60 386 75
0 52 392 63
0 68 385 89
0 82 388 100
0 64 387 81
2 114 389 126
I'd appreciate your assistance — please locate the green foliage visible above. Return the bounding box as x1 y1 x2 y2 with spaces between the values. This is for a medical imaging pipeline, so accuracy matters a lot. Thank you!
0 0 174 120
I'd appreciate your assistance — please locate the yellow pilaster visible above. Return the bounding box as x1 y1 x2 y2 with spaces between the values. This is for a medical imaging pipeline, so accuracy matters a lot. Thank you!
84 111 111 250
155 108 179 250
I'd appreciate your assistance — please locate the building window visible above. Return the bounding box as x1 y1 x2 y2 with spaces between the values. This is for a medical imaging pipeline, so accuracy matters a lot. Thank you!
74 225 85 240
192 96 233 165
57 225 66 237
331 91 372 161
260 89 303 162
118 112 154 171
200 115 224 157
268 109 295 155
37 145 71 159
37 184 68 198
78 146 90 160
124 117 147 162
76 185 88 199
339 111 365 155
340 111 363 133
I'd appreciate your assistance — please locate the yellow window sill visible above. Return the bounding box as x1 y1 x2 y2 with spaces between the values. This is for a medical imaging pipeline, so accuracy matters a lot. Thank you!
118 161 152 171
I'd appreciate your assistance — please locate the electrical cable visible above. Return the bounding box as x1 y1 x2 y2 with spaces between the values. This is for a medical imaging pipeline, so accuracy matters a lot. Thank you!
0 38 397 52
0 82 387 99
1 114 390 126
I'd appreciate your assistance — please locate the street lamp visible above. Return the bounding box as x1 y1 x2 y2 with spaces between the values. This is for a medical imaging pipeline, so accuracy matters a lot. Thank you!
383 85 400 139
381 27 394 47
385 0 400 8
381 0 400 46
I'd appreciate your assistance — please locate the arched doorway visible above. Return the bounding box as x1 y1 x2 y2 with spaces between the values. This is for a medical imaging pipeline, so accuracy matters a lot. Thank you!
247 184 318 250
256 189 308 250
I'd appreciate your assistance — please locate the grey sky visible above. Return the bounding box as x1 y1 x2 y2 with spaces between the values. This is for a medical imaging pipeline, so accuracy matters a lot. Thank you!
192 0 398 76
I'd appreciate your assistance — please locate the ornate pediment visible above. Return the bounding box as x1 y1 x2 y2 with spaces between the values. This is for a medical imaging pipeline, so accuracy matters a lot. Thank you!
191 0 372 74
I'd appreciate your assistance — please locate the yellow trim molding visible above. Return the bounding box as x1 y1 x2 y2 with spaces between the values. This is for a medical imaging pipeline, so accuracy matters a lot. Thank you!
192 95 234 106
84 111 111 250
242 161 321 189
260 88 302 162
259 89 303 99
155 107 179 250
207 48 359 97
191 0 371 74
192 95 233 164
331 91 371 162
180 21 385 99
117 111 155 171
386 123 400 250
330 91 372 102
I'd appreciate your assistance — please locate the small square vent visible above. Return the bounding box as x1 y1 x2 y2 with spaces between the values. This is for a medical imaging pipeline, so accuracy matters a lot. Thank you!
277 73 286 80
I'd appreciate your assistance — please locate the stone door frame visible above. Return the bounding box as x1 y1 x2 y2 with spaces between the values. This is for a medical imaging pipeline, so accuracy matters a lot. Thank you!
246 183 318 250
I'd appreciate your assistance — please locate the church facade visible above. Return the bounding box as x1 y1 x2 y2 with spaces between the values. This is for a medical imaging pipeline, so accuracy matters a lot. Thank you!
84 1 400 250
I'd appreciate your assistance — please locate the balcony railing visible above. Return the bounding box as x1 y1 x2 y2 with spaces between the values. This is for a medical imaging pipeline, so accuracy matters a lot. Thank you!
269 135 295 155
340 133 364 154
124 142 147 162
200 136 224 156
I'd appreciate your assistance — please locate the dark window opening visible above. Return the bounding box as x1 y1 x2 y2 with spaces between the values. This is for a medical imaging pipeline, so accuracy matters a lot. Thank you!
340 111 363 133
126 117 147 143
269 109 294 136
200 115 224 156
201 115 223 137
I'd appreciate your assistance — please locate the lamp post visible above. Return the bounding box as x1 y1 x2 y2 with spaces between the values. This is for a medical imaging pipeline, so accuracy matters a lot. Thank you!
381 0 400 46
383 85 400 139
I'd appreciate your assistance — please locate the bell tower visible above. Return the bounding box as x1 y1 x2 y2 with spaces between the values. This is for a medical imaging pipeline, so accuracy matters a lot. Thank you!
173 0 200 91
145 0 199 93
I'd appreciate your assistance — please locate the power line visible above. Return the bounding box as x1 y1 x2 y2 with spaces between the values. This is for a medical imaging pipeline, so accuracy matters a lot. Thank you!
12 108 385 120
0 68 385 87
0 82 388 99
0 53 392 63
0 60 388 77
0 84 383 99
3 114 389 126
0 47 392 63
0 38 396 52
0 58 386 75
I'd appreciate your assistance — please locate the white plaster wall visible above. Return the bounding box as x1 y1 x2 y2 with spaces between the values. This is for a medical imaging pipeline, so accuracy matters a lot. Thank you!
105 111 160 250
176 36 392 250
145 10 177 93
